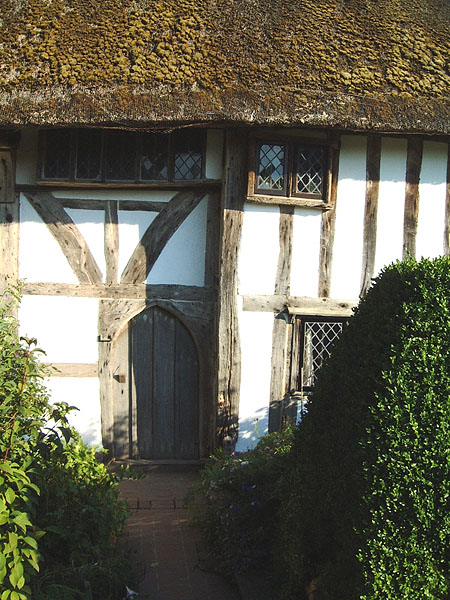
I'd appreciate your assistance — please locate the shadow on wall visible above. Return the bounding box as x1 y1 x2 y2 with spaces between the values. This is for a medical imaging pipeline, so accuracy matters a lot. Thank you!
235 407 269 453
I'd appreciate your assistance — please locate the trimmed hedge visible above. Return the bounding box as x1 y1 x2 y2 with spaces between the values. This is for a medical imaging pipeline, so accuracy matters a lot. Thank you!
275 257 450 599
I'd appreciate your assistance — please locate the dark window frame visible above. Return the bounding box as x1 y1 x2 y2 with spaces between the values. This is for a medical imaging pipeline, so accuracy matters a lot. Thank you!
250 135 334 206
38 128 207 184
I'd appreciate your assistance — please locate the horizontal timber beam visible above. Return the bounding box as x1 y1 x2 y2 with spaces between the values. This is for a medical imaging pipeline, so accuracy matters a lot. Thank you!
44 363 98 377
242 294 357 317
22 282 215 302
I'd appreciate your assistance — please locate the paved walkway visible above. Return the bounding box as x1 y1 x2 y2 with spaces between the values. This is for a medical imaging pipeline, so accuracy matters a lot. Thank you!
118 464 241 600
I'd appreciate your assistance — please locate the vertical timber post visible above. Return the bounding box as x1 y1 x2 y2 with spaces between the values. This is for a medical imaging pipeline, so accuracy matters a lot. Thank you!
216 128 247 450
0 131 20 307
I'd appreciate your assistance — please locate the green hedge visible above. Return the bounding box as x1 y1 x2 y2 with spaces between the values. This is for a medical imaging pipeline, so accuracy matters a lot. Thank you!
275 257 450 600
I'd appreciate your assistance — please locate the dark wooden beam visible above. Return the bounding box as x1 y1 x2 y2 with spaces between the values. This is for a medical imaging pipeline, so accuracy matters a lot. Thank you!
274 205 294 295
24 192 102 284
21 281 215 301
216 128 248 449
269 205 295 432
360 135 381 296
403 137 423 259
243 294 356 317
318 142 340 297
120 190 206 284
104 200 119 284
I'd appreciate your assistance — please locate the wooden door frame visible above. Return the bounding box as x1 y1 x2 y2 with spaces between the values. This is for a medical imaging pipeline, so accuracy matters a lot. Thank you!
108 298 216 459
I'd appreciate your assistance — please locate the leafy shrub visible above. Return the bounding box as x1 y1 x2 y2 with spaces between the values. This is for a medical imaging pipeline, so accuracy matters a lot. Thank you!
191 426 293 575
275 257 450 599
0 285 131 599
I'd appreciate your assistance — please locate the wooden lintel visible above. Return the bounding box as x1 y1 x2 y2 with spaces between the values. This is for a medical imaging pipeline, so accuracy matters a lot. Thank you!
247 194 332 210
44 363 98 377
242 294 357 317
403 137 423 259
57 198 166 212
17 181 221 192
360 135 381 297
21 282 215 301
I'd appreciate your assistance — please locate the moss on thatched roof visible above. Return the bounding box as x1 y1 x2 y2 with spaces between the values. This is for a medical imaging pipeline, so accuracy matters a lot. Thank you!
0 0 449 132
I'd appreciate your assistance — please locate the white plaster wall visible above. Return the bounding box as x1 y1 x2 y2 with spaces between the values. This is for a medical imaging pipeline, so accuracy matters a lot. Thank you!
238 204 280 295
15 129 39 185
330 135 367 299
45 378 102 447
416 141 447 260
18 295 99 363
236 308 274 451
66 209 106 280
118 210 158 277
147 197 207 286
19 195 78 283
206 129 223 179
290 208 322 297
374 138 407 275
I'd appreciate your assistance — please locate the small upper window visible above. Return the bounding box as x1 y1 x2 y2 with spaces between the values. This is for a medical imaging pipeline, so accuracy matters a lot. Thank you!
254 139 329 201
39 128 206 183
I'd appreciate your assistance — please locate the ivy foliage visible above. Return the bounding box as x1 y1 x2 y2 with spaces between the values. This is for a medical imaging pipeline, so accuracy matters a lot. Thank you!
275 257 450 600
0 285 131 599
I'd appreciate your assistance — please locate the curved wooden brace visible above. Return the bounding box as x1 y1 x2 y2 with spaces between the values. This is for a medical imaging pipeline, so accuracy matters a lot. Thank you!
120 190 206 285
24 192 102 284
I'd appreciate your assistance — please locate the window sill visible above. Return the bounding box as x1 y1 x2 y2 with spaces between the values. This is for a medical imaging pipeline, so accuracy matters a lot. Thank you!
20 180 222 192
246 194 333 210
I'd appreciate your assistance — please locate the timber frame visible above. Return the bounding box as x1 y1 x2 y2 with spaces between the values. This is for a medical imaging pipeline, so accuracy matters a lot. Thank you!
1 124 449 456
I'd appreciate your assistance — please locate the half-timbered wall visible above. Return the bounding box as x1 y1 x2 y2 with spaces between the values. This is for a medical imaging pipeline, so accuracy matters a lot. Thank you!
5 126 450 455
14 128 224 453
235 133 450 451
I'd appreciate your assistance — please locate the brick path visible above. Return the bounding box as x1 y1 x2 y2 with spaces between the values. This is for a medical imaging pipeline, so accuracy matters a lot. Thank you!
118 464 241 600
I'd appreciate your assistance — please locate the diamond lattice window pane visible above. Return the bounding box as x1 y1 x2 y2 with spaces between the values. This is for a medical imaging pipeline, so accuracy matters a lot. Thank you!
174 151 202 180
76 130 102 180
173 129 204 181
303 321 343 387
140 133 168 181
296 147 325 195
43 130 71 179
257 144 285 191
105 131 136 181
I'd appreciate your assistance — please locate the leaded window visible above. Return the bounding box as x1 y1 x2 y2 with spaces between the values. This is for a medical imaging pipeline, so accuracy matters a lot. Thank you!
75 129 102 180
173 130 204 181
295 146 326 197
41 130 71 179
256 143 286 194
254 139 329 201
301 320 344 391
39 128 206 183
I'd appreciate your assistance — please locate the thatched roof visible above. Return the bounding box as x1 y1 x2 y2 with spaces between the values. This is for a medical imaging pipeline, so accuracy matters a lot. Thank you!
0 0 449 133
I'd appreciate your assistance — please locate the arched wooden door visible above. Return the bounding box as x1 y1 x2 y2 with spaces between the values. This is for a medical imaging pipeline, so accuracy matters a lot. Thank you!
130 306 199 459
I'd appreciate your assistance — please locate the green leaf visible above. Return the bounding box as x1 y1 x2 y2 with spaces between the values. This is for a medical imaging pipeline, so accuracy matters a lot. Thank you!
12 513 32 533
23 536 37 549
1 590 10 600
7 532 18 550
5 489 16 504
